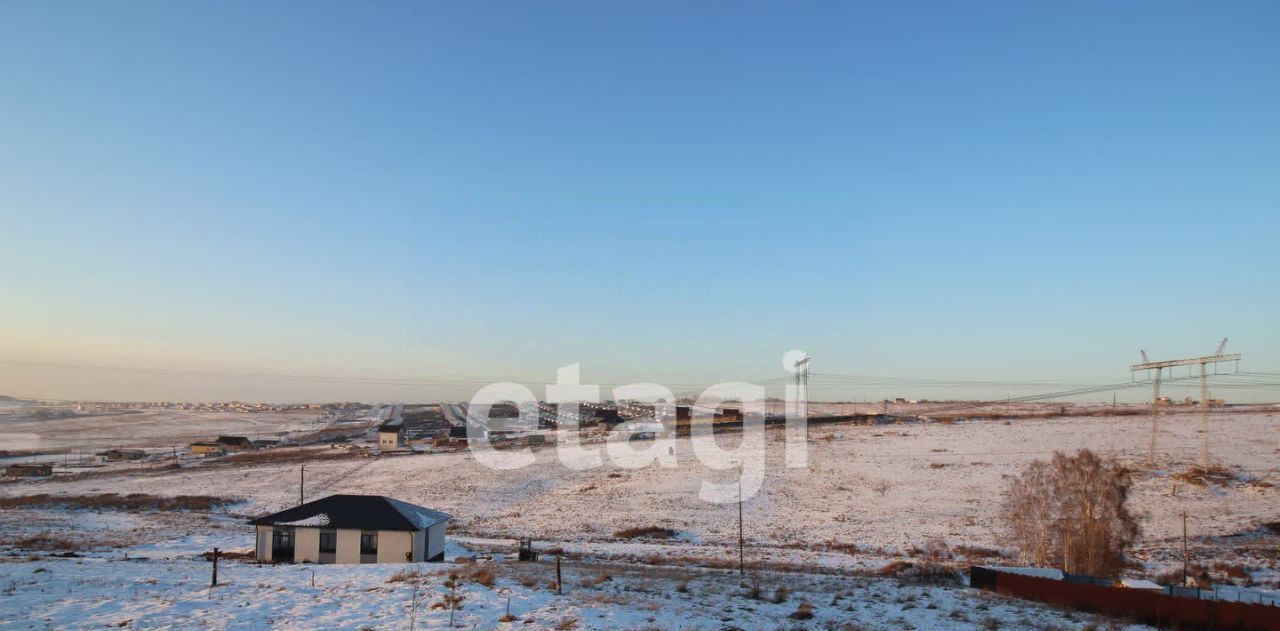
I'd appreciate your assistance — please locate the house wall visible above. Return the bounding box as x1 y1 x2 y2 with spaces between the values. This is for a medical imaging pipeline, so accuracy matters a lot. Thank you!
294 528 320 563
335 529 361 564
412 529 426 563
256 526 272 562
376 530 414 563
253 524 440 564
427 522 446 561
378 431 400 450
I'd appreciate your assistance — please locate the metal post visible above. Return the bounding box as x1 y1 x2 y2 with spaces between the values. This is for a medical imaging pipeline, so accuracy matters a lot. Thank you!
1149 369 1162 464
1199 363 1210 468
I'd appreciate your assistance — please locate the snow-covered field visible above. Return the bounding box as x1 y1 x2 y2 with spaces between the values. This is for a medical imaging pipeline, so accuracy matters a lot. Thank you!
0 543 1139 630
0 410 1276 628
8 412 1277 563
0 410 327 454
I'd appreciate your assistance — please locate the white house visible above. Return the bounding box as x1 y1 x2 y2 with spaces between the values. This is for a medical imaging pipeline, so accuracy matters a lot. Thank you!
249 494 450 564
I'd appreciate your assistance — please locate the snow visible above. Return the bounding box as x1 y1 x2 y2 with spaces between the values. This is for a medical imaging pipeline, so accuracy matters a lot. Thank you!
1119 578 1164 590
277 513 330 527
387 499 451 529
0 410 1275 627
0 553 1148 630
987 567 1065 580
13 411 1272 569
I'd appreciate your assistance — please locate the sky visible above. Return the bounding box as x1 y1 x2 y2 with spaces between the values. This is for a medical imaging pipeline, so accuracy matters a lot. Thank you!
1 1 1278 403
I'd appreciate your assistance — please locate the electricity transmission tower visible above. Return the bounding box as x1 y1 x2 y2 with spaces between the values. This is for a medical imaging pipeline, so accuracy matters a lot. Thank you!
1130 338 1240 467
793 356 810 419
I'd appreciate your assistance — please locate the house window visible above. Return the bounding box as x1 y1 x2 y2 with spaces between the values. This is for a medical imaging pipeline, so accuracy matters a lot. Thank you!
271 527 295 560
360 532 377 555
319 530 336 553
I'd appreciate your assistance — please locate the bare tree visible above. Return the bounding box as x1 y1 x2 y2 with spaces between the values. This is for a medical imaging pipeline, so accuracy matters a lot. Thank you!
1000 449 1140 577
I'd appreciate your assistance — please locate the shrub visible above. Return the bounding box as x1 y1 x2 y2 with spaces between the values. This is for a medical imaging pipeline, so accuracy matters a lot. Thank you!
1000 449 1140 577
456 563 495 587
386 569 423 583
613 526 677 540
877 561 912 576
789 602 814 620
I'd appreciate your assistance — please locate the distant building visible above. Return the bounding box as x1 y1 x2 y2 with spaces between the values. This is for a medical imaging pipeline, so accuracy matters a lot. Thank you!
98 449 147 462
249 494 450 564
378 419 403 451
215 436 253 452
5 463 52 477
190 441 225 456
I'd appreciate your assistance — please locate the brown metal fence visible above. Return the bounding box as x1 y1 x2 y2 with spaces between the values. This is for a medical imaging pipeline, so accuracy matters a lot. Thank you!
970 566 1280 631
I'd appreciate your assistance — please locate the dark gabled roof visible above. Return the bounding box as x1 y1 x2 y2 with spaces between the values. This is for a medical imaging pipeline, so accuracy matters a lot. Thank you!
216 436 252 446
247 494 450 531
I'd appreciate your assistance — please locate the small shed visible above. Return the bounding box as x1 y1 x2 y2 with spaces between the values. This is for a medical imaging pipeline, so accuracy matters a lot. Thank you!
5 463 53 477
190 441 225 456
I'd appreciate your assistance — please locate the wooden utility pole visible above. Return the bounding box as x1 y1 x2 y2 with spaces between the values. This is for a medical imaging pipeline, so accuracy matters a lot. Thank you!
555 555 562 595
1182 511 1189 587
300 464 305 505
737 479 745 576
211 547 219 587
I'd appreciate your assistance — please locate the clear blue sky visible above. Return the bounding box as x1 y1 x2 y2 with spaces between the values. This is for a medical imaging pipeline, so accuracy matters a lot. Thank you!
1 1 1277 402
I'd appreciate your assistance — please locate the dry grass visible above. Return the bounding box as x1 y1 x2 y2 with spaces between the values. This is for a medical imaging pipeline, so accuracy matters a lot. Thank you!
877 560 913 576
386 569 424 583
1172 465 1236 487
455 562 496 587
613 526 678 540
790 602 815 620
0 493 232 512
14 533 79 551
952 544 1008 560
1212 562 1251 582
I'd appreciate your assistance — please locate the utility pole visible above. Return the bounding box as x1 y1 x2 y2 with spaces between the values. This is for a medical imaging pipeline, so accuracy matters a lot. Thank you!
299 464 305 505
1130 339 1238 465
1182 511 1189 587
737 478 745 576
